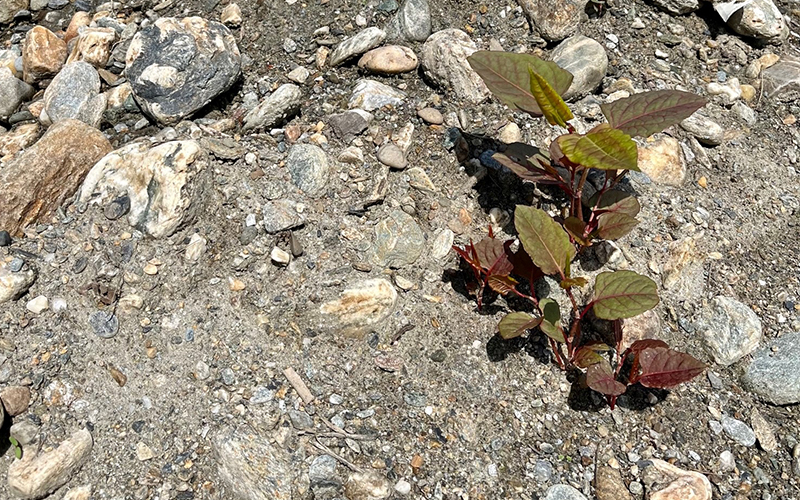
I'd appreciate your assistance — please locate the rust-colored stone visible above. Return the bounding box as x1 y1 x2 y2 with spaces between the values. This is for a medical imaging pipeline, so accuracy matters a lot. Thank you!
23 26 68 83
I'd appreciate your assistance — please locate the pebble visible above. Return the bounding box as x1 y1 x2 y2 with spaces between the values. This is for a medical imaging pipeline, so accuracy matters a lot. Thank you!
498 122 522 143
185 233 207 261
550 35 608 100
0 67 34 119
136 442 155 461
637 136 685 186
681 114 724 146
761 55 800 100
697 296 762 366
263 199 305 233
286 66 310 84
63 486 92 500
721 415 756 447
126 17 241 124
221 367 236 385
338 145 365 164
250 386 273 404
10 421 39 446
385 0 431 42
270 247 291 265
421 29 489 104
406 166 436 192
220 3 242 26
349 79 406 111
544 484 588 500
286 143 330 197
358 45 418 74
42 61 106 128
26 295 48 314
377 143 407 169
23 26 67 83
329 110 370 142
743 332 800 404
0 385 31 416
725 0 787 43
89 311 119 338
0 231 11 246
732 101 756 126
372 209 424 268
750 409 778 452
707 77 741 103
431 229 454 260
394 479 412 495
650 0 699 15
214 427 292 500
596 465 632 500
329 27 386 67
718 450 736 472
646 459 712 500
417 107 443 125
243 83 302 131
344 472 391 500
309 454 339 488
288 410 313 429
319 278 398 336
0 261 33 303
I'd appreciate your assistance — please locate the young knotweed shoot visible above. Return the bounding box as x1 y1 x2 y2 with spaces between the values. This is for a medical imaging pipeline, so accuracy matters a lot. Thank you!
453 51 707 408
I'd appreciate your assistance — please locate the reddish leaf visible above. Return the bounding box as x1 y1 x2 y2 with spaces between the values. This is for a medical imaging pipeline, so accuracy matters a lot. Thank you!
508 246 543 284
600 90 708 138
590 190 641 217
627 339 669 355
596 212 638 240
474 236 504 270
563 217 590 246
498 312 543 340
574 343 611 368
515 206 575 277
586 361 627 396
492 153 554 183
452 243 482 273
636 347 706 388
487 274 519 295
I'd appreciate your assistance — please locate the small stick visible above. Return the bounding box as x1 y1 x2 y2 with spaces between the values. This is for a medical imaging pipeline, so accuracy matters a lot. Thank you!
283 367 314 404
313 438 363 472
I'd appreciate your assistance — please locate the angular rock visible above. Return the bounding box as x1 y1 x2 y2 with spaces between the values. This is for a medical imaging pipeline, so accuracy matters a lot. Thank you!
0 119 112 236
320 278 398 336
329 27 386 67
63 486 92 500
263 199 305 234
0 123 40 160
286 144 329 197
10 421 39 446
220 3 242 27
638 136 685 186
650 0 699 15
550 35 608 100
421 29 489 104
750 409 778 452
358 45 418 74
309 454 340 489
697 296 762 366
681 113 724 146
645 459 711 500
721 415 756 447
125 17 241 124
726 0 788 44
286 66 309 84
344 472 391 500
8 429 93 499
42 62 106 128
242 83 302 131
64 12 92 44
349 79 406 112
662 236 704 301
23 26 67 84
79 141 210 238
1 386 30 416
377 143 406 169
0 67 34 119
595 466 632 500
0 260 36 304
742 331 800 405
328 110 370 142
66 27 116 68
214 427 292 500
385 0 431 42
544 484 588 500
372 209 424 268
0 0 27 24
762 55 800 101
338 145 364 164
407 166 436 192
517 0 588 42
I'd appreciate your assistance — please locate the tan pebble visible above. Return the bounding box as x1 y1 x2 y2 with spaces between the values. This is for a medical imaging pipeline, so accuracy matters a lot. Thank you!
697 176 707 188
145 346 157 359
228 278 245 291
143 263 158 275
740 84 756 102
109 367 127 387
358 45 418 74
220 3 242 27
0 386 30 416
757 53 780 70
64 11 92 44
784 114 796 126
417 107 443 125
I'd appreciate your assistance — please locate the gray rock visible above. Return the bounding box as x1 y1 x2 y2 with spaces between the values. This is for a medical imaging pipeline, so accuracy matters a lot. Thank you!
550 35 608 101
0 259 36 304
417 107 443 124
243 83 302 131
262 199 305 234
697 296 762 366
732 101 757 126
288 410 313 430
125 16 241 124
10 420 39 446
726 0 788 44
42 61 106 128
349 79 406 111
385 0 431 42
721 415 756 447
0 67 34 119
309 454 340 488
214 427 292 500
680 113 724 146
377 143 406 169
516 0 588 42
650 0 699 15
329 110 370 142
89 311 119 338
762 55 800 101
0 0 26 23
545 484 588 500
372 209 424 268
329 27 386 67
420 29 489 104
743 332 800 405
286 144 329 197
79 141 210 238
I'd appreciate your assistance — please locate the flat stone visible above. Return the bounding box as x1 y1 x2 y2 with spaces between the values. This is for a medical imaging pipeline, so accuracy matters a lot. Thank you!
66 27 116 68
329 110 370 142
286 66 309 84
338 145 365 164
262 199 305 233
421 29 489 104
42 61 106 128
650 0 699 15
344 472 391 500
372 209 424 268
0 260 36 304
431 229 454 260
762 55 800 101
544 484 588 500
680 113 724 146
644 459 711 500
407 166 436 192
384 0 431 42
349 79 406 111
319 278 398 336
750 409 778 452
358 45 418 74
79 141 210 238
697 296 762 366
661 237 705 301
214 427 292 500
638 136 685 186
286 143 329 197
726 0 788 44
742 331 800 405
721 415 756 447
89 311 118 338
0 0 27 24
0 67 34 119
595 466 632 500
8 429 93 499
23 26 67 83
377 143 406 169
329 27 386 67
243 83 302 131
126 16 241 124
550 35 608 100
288 410 313 430
517 0 588 42
0 119 111 236
417 107 443 124
26 295 48 314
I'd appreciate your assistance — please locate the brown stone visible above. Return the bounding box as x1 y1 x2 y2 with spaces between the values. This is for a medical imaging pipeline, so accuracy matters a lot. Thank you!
64 12 92 44
23 26 67 84
0 123 40 160
66 27 116 68
595 466 632 500
638 136 685 186
358 45 418 74
0 119 112 236
0 386 31 416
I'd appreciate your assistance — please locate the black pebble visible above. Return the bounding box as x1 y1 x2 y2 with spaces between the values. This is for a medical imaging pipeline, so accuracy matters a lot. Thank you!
104 195 131 221
0 230 11 247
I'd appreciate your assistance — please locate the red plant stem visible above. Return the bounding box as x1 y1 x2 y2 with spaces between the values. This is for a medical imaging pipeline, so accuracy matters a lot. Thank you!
575 166 590 221
549 338 566 369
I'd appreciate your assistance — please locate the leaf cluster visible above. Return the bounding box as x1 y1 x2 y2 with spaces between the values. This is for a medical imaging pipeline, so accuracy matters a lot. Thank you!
452 51 707 408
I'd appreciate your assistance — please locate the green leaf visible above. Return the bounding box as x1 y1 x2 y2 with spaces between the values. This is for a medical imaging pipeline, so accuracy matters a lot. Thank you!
9 437 20 459
467 51 573 116
585 360 627 396
596 212 638 240
514 206 575 277
589 190 640 217
560 276 588 289
528 68 574 128
636 347 706 388
601 89 708 138
557 124 639 171
563 217 590 246
574 343 611 368
498 312 542 340
592 271 659 320
538 298 565 343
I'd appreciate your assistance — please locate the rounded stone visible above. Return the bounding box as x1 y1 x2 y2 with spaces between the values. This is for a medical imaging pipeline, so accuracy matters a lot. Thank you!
550 35 608 100
358 45 418 74
377 143 406 169
417 107 443 125
286 144 329 197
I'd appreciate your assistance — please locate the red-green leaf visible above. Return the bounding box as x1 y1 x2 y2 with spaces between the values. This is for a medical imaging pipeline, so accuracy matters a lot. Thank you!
592 271 659 320
514 206 575 277
492 153 554 184
487 274 518 295
574 342 611 368
590 190 641 217
563 217 590 246
596 212 638 240
498 312 543 340
626 339 669 355
586 361 627 396
600 90 708 138
467 51 573 116
636 347 706 388
557 124 639 172
538 298 565 343
529 68 574 128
